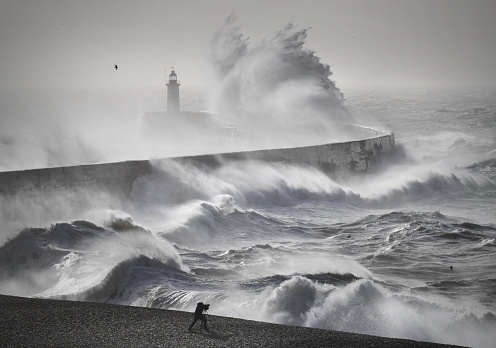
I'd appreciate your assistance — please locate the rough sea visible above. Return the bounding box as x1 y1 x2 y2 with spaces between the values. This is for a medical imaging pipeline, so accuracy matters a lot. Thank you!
1 86 495 348
1 22 496 347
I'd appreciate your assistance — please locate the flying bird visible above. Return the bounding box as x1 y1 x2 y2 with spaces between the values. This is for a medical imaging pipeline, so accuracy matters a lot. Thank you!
114 64 118 70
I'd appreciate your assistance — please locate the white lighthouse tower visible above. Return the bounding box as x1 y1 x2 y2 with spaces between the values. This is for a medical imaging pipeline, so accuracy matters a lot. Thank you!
166 68 180 113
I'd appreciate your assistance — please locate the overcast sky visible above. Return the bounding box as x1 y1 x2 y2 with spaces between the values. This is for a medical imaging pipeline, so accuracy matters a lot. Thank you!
1 0 495 91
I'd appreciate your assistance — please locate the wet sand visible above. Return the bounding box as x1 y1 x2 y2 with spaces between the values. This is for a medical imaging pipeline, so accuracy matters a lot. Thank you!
0 294 464 347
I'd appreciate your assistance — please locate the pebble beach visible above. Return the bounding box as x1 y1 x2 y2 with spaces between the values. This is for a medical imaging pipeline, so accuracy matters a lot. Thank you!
0 294 464 347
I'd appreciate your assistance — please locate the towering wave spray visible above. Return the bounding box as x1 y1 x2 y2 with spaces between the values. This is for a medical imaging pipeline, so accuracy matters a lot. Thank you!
206 15 354 147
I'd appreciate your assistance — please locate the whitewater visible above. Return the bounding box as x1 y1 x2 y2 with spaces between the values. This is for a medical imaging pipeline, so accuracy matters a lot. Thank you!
1 19 496 348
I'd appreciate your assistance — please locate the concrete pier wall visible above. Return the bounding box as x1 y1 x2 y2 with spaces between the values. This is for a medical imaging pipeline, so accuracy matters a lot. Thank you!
0 129 395 197
182 130 395 175
0 160 153 199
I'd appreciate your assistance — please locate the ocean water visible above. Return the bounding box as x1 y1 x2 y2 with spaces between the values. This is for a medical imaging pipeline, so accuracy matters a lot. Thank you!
1 20 496 347
0 86 495 348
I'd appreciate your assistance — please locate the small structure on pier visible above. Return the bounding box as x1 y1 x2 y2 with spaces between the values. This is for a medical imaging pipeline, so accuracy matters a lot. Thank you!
166 68 181 113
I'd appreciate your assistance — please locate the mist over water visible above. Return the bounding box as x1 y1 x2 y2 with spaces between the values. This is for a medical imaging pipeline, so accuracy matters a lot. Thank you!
1 18 496 348
0 88 156 171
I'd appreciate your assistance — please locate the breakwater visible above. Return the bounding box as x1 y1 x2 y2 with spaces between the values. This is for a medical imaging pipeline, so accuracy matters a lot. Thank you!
0 127 395 198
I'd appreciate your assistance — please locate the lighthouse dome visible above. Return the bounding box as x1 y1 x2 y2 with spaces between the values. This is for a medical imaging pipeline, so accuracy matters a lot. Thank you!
169 70 177 77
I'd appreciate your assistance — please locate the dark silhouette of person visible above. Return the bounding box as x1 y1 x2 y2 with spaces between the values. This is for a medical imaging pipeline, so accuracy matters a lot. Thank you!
189 302 209 331
450 265 453 271
114 64 118 70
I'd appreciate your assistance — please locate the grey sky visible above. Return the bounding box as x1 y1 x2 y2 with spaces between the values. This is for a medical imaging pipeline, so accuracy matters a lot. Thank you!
1 0 495 90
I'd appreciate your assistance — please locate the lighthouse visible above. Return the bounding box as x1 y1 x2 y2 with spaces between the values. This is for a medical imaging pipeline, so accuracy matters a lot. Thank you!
166 68 180 113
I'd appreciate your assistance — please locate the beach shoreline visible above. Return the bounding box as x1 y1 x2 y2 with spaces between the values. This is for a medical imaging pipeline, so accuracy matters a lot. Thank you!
0 294 464 347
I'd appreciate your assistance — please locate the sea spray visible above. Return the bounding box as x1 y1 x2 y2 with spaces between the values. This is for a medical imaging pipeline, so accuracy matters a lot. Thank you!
304 278 496 348
206 15 354 147
264 276 319 325
0 188 121 246
0 217 185 300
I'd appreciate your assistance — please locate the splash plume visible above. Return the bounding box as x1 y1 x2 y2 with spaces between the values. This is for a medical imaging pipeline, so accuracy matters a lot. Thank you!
207 15 353 147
